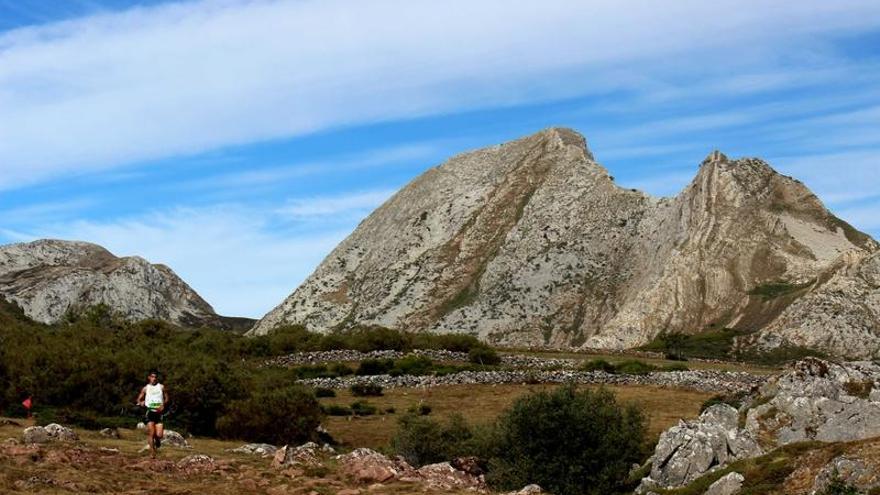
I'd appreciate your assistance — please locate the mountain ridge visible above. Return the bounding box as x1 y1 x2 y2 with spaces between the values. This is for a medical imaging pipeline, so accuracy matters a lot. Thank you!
250 127 880 358
0 238 252 330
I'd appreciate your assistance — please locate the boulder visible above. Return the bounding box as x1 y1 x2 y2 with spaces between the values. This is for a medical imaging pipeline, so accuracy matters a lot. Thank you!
136 422 146 430
451 456 485 476
272 442 323 468
177 454 215 474
704 472 744 495
501 485 544 495
415 462 485 490
22 426 49 444
640 358 880 493
336 448 415 483
161 430 189 448
44 423 78 442
229 443 277 458
99 427 120 439
639 405 761 491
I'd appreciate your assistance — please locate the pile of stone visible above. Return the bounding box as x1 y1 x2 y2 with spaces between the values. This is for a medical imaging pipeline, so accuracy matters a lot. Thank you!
264 349 582 370
228 443 278 458
21 424 78 444
300 369 764 394
638 358 880 493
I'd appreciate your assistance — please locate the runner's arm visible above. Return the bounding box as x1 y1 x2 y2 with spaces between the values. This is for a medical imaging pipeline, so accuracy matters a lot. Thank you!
136 386 146 406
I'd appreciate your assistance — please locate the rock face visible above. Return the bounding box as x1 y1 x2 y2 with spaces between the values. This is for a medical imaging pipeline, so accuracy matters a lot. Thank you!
0 239 251 329
251 127 877 357
640 358 880 491
640 405 761 491
745 358 880 445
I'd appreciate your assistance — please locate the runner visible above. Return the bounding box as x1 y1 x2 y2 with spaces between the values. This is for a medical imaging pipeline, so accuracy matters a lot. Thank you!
136 370 168 458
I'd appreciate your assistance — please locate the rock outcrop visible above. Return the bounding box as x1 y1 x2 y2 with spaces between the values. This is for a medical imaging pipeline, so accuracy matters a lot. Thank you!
640 358 880 491
744 358 880 445
251 128 878 357
0 239 251 329
639 405 761 491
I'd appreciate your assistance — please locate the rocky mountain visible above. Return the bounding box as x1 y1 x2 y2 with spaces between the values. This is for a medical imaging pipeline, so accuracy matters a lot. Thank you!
250 127 879 357
0 239 251 330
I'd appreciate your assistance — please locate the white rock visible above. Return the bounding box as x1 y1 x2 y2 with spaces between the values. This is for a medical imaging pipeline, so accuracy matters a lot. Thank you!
704 472 744 495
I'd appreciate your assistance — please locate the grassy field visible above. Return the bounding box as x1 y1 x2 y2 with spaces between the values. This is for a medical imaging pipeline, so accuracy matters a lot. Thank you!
319 383 714 450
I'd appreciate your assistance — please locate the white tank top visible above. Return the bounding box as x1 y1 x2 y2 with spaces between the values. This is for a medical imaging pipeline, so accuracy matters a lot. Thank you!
145 383 164 410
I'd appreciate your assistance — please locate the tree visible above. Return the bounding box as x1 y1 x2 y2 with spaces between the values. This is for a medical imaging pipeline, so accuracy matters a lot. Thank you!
660 332 688 361
485 385 646 495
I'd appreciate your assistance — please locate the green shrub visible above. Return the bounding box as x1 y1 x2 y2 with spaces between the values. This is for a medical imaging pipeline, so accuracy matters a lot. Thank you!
468 347 502 366
417 333 485 353
314 387 336 398
350 383 384 397
391 355 434 376
581 359 616 373
820 474 860 495
345 326 410 352
356 359 395 376
613 360 658 375
484 385 646 495
662 363 690 372
350 400 377 416
748 280 813 301
639 328 749 361
392 412 474 466
323 404 352 416
216 385 322 445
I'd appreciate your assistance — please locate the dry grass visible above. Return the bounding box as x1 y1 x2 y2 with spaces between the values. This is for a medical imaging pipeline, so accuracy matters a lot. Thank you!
321 383 713 450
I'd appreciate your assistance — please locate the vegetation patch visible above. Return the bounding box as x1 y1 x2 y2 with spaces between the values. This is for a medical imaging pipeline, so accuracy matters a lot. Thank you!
350 383 384 397
580 359 688 375
844 380 875 399
748 280 814 301
391 385 647 495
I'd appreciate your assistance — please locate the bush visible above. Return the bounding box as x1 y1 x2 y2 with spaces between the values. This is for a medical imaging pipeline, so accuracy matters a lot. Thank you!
613 360 657 375
356 359 395 376
216 385 322 445
581 359 616 373
484 385 646 495
323 404 352 416
391 355 434 376
392 412 474 466
350 383 384 397
314 387 336 398
662 363 690 372
350 400 377 416
468 347 502 366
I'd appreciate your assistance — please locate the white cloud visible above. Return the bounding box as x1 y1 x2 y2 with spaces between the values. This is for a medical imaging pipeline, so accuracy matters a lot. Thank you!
2 0 880 189
277 189 395 220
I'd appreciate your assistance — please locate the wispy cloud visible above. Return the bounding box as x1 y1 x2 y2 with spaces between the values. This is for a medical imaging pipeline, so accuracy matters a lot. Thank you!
277 189 395 220
3 0 880 189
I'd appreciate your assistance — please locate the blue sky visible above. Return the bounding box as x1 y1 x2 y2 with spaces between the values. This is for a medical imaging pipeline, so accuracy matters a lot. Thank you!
1 0 879 318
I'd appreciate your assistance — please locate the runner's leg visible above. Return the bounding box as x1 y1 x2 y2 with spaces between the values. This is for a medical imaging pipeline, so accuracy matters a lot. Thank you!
147 421 156 458
155 422 164 449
